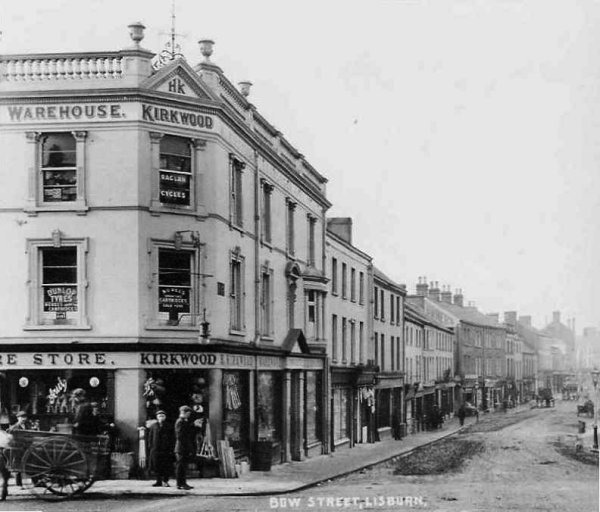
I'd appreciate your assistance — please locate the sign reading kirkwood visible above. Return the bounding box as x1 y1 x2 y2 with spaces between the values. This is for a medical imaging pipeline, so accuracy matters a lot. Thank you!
0 352 322 370
1 102 215 131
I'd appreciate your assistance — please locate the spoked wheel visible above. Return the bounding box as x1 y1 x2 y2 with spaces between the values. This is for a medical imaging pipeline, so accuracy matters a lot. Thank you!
21 436 92 500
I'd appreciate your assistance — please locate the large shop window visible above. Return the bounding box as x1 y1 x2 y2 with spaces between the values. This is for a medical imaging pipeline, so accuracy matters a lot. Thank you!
26 238 89 329
159 135 192 206
158 249 193 325
376 389 391 429
256 372 281 444
0 370 114 432
143 370 209 422
223 371 249 458
333 387 351 442
305 371 322 444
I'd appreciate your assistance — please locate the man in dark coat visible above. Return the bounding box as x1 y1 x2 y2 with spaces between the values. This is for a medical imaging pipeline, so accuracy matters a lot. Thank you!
72 389 95 436
174 405 195 490
8 411 28 487
147 410 174 487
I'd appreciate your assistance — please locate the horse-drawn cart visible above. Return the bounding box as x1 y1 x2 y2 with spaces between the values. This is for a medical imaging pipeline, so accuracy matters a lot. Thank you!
5 430 110 500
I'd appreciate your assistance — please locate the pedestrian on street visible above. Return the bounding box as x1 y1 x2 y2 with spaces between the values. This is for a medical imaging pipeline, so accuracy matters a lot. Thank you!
8 411 28 488
174 405 195 490
148 410 174 487
0 430 12 501
72 389 95 436
457 404 466 427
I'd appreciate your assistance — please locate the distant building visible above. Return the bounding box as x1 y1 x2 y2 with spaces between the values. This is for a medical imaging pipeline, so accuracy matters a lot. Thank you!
326 218 375 449
408 279 507 411
372 268 405 441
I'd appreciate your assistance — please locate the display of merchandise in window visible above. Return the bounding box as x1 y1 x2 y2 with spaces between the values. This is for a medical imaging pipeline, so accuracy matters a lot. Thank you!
41 133 77 202
158 249 192 324
41 247 78 322
159 135 192 206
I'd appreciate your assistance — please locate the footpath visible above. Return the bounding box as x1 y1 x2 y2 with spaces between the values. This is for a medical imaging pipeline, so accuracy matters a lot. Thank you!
8 406 536 499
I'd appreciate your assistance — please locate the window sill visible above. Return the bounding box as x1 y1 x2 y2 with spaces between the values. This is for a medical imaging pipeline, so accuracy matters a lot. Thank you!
229 329 246 337
25 203 89 216
23 324 92 331
150 203 205 217
229 222 245 235
259 336 274 342
145 324 200 332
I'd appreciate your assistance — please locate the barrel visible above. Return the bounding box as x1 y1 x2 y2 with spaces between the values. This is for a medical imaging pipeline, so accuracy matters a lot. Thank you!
250 441 273 471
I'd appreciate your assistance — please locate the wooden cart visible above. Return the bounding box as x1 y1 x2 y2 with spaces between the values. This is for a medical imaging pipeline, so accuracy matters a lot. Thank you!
5 429 110 500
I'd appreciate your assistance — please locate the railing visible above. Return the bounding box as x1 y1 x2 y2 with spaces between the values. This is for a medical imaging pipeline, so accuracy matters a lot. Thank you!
0 53 123 82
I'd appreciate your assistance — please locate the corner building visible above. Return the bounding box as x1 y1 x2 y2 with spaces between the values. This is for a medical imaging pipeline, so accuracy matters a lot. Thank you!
0 25 331 465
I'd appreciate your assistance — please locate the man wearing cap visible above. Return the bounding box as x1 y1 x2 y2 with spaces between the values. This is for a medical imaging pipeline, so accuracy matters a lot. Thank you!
8 411 28 488
174 405 195 490
147 410 174 487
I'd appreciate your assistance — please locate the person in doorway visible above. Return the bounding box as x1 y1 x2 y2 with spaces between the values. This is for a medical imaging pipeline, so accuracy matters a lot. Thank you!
8 411 28 487
72 389 95 436
148 410 174 487
174 405 195 490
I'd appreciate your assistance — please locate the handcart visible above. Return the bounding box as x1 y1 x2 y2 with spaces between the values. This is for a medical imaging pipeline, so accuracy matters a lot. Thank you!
5 429 109 500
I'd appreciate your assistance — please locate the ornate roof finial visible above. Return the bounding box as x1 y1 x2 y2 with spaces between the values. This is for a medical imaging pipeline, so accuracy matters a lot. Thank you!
153 0 186 70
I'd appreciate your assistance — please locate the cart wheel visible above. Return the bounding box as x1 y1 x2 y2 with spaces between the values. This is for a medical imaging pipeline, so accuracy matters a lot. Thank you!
21 436 92 500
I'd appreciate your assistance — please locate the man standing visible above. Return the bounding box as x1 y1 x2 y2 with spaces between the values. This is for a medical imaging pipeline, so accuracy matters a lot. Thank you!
8 411 28 487
0 430 12 500
147 410 174 487
174 405 195 490
72 389 95 436
457 404 466 427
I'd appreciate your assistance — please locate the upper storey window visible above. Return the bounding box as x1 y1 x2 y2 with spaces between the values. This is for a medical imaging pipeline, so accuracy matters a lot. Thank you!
25 131 88 214
159 136 192 206
41 133 77 202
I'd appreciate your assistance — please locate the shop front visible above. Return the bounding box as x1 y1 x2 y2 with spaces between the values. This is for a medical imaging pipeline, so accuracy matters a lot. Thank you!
331 368 354 450
0 344 326 472
375 374 404 441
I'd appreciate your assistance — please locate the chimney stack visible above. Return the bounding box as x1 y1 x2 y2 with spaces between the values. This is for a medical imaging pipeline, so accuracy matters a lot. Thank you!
504 311 517 325
552 311 561 324
428 281 441 301
519 315 532 328
416 276 429 297
440 285 452 304
327 218 353 244
453 288 464 307
487 313 500 324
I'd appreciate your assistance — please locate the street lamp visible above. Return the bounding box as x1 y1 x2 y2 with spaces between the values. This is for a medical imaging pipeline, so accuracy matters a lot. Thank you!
591 368 600 451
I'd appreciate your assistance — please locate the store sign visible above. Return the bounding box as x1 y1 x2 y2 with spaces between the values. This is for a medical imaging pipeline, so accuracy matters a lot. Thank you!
139 352 255 369
43 286 78 312
158 287 190 313
159 171 190 205
2 103 128 123
142 104 214 130
0 352 119 368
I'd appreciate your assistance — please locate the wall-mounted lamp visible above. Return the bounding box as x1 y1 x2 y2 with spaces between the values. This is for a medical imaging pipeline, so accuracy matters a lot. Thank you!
200 308 211 343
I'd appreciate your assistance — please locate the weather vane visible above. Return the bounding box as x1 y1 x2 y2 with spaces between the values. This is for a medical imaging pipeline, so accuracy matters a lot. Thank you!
153 0 186 69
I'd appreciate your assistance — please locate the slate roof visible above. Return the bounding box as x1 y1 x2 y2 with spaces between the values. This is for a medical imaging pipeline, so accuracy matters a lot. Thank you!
432 300 504 329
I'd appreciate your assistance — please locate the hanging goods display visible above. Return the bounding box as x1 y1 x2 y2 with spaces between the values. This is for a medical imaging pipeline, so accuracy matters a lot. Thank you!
224 374 242 410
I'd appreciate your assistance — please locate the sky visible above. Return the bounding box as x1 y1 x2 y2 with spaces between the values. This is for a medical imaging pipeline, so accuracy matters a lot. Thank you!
2 0 599 332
